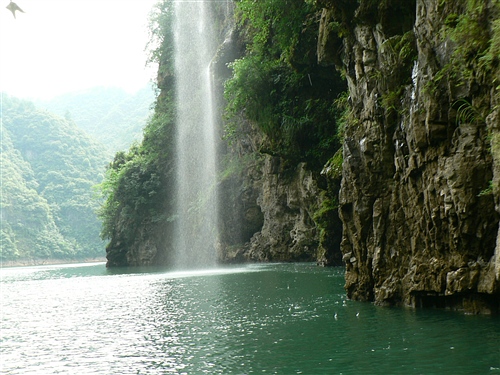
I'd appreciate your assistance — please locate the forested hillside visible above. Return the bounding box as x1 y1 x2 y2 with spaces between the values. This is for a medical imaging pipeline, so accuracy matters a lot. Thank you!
39 86 154 153
1 96 109 262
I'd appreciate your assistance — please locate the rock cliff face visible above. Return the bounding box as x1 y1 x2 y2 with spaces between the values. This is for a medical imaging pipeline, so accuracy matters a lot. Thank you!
215 7 344 266
318 0 500 313
217 117 342 265
221 156 330 264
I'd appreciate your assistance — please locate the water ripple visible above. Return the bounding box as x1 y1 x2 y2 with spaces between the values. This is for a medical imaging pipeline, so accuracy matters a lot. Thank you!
1 263 499 374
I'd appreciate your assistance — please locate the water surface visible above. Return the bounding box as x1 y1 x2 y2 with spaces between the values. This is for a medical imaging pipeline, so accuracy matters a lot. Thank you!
1 262 499 374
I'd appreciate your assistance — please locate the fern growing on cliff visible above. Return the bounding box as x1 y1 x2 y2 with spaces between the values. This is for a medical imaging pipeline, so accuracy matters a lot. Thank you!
455 99 486 126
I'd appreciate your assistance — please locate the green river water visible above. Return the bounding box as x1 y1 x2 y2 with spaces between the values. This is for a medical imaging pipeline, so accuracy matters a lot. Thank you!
1 262 499 374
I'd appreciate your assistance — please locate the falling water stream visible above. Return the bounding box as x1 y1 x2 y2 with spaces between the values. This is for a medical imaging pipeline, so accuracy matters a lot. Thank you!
172 1 219 269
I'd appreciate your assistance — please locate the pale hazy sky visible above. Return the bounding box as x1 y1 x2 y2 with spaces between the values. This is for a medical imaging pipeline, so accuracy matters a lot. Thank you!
0 0 159 100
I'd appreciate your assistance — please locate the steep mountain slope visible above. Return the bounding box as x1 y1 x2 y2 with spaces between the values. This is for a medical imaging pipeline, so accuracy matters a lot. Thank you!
1 128 71 260
1 96 109 262
39 86 154 153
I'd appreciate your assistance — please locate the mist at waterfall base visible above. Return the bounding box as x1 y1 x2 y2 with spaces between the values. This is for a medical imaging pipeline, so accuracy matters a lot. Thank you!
172 1 220 269
2 262 499 374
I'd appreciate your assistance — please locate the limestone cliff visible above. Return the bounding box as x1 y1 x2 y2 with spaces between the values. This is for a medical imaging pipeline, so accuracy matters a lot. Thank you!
218 127 341 264
216 4 344 266
216 97 342 265
318 0 500 313
103 1 500 318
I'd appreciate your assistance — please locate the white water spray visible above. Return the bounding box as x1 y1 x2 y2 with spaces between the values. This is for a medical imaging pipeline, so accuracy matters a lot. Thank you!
172 1 219 269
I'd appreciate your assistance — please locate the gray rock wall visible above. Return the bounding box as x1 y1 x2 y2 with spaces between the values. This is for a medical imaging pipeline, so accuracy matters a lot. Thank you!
218 118 331 264
319 0 500 313
244 159 324 262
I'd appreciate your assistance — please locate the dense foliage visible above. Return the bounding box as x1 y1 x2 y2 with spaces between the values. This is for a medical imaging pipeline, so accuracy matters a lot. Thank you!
39 86 155 154
98 109 175 244
224 0 346 169
98 1 176 260
1 96 109 261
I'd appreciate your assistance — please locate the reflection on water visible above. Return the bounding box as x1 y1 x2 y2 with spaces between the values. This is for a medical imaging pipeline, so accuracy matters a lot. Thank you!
1 262 499 374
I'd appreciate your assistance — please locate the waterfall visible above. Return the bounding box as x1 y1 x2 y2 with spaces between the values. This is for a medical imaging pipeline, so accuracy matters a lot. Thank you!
172 1 219 269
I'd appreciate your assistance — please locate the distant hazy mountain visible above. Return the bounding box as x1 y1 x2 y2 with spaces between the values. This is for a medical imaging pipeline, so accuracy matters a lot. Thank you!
1 96 109 262
38 86 155 153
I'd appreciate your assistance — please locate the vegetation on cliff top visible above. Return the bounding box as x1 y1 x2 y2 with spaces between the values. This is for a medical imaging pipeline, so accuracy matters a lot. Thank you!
98 1 177 264
224 0 346 170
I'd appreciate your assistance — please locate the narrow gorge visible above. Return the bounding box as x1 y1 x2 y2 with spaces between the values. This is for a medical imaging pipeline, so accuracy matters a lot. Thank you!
100 0 500 313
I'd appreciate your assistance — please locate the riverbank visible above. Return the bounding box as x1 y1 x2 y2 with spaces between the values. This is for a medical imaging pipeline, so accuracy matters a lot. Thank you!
0 257 106 268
